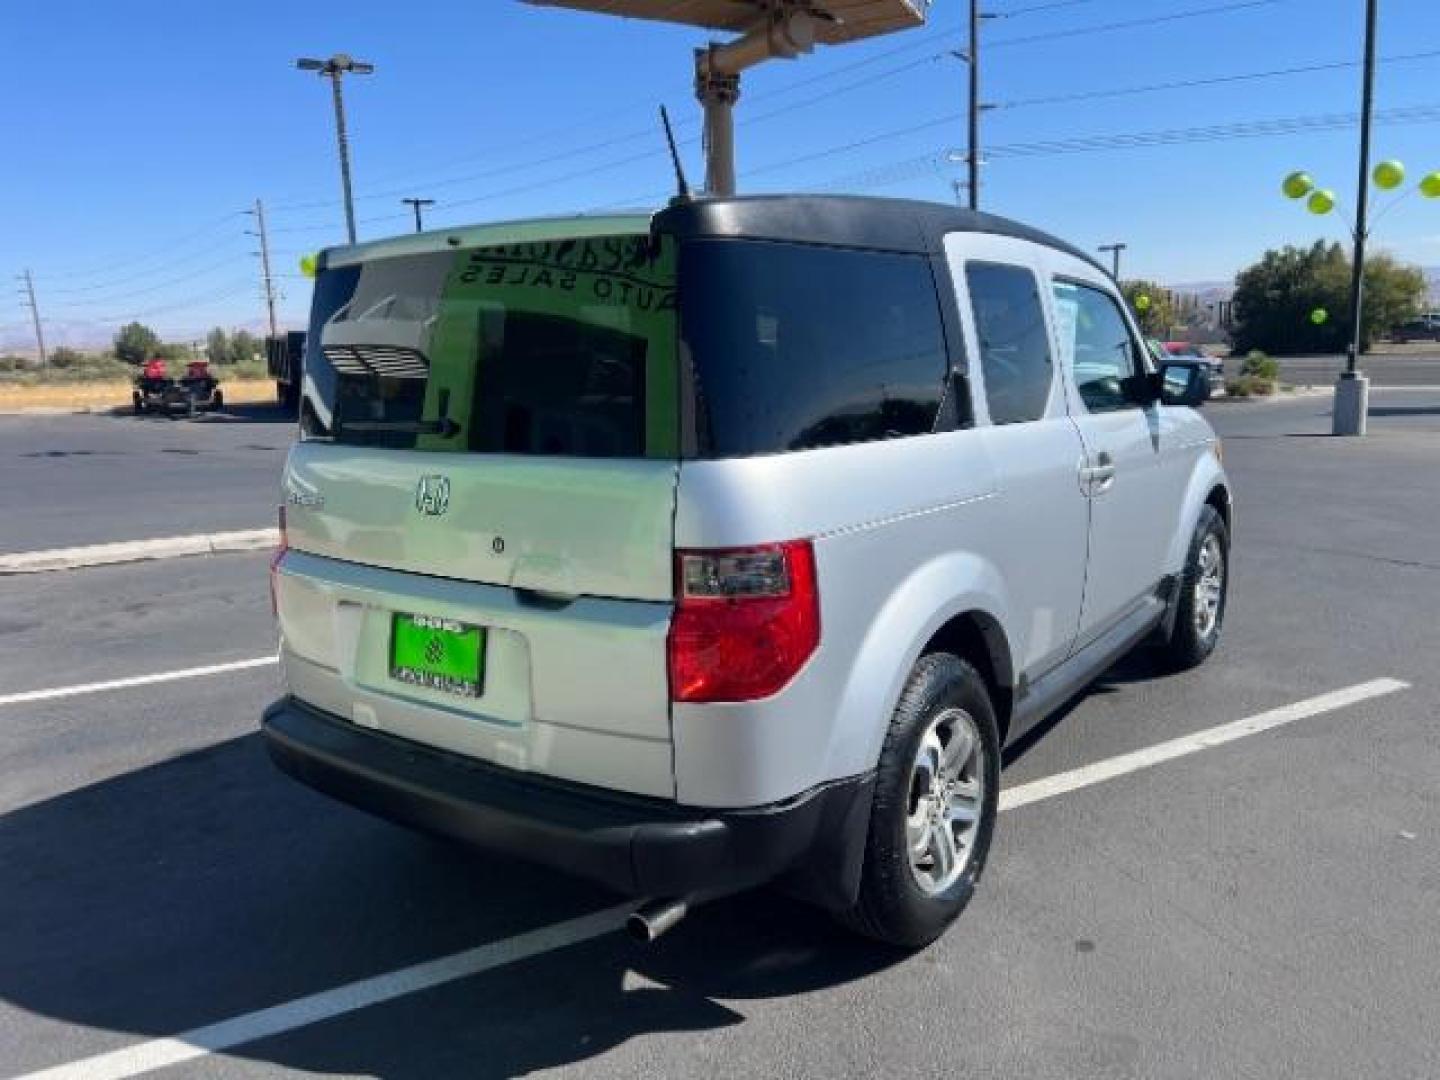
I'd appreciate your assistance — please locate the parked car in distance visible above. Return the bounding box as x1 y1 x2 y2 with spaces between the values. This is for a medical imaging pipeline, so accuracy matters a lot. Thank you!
1389 316 1440 343
1150 339 1223 399
262 196 1232 949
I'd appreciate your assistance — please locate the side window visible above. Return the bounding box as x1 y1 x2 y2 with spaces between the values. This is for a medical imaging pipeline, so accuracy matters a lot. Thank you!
965 262 1053 425
1052 281 1140 413
679 241 948 456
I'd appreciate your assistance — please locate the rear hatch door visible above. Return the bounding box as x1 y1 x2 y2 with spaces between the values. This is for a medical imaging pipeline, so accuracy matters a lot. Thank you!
276 225 682 796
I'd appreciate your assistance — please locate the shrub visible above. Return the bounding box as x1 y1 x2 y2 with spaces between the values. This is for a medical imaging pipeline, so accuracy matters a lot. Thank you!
1226 374 1277 398
49 347 84 369
1240 350 1280 380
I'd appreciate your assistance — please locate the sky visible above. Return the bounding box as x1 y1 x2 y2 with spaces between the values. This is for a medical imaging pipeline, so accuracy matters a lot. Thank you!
2 0 1439 349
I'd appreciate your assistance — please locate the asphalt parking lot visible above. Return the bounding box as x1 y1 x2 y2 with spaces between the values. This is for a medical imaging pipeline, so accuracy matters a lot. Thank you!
1274 348 1440 387
2 390 1438 1079
0 405 293 552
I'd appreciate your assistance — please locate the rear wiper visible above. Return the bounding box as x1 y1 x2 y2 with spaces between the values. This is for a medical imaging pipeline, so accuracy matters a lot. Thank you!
340 417 460 436
338 387 460 438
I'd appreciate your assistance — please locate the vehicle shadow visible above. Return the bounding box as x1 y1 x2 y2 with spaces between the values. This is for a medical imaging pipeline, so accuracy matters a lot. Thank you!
98 400 295 426
0 734 907 1078
1002 649 1157 768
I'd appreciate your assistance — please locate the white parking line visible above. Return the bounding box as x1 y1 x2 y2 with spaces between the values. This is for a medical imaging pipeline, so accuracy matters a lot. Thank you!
999 677 1409 812
9 676 1410 1080
12 906 634 1080
0 529 278 575
0 657 278 709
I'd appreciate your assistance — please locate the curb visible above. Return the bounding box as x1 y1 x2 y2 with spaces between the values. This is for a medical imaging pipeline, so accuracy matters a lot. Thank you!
0 528 279 574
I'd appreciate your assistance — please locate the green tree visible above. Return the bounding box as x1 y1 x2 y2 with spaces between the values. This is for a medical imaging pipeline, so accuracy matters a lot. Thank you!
113 322 161 365
1120 280 1176 338
206 327 231 365
1231 240 1426 355
228 330 259 364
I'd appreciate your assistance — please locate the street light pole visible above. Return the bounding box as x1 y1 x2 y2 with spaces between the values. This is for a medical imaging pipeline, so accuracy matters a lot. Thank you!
1334 0 1378 436
296 54 374 245
402 197 435 233
1098 242 1127 280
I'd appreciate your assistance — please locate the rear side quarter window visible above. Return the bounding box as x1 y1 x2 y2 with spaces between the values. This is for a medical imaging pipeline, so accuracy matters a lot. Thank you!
679 240 949 457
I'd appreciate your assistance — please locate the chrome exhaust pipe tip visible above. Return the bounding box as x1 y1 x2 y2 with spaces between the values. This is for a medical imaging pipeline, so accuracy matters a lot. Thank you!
627 898 688 943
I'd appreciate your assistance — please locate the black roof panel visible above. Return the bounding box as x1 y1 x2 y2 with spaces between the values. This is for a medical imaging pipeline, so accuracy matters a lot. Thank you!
653 194 1104 272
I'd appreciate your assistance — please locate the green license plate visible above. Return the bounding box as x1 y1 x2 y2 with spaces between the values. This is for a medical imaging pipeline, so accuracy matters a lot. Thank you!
389 613 486 698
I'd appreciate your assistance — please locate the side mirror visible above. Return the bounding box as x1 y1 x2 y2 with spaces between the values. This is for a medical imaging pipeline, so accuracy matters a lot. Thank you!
1120 370 1162 407
1160 362 1208 408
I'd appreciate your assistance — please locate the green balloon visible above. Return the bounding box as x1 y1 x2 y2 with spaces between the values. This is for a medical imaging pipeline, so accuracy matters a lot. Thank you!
1307 189 1336 215
1310 308 1329 325
1373 160 1405 190
299 253 318 279
1421 171 1440 199
1282 171 1314 199
1135 294 1152 312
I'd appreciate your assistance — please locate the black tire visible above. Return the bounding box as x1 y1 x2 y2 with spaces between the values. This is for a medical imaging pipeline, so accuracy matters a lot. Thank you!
1157 504 1229 671
210 390 224 412
132 392 144 415
837 653 1001 949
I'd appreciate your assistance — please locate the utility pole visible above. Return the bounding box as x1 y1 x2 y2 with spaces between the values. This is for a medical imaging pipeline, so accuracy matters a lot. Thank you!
296 54 375 245
1098 242 1128 280
948 8 995 211
17 270 47 368
1334 0 1378 436
402 197 435 233
246 199 279 339
967 0 982 211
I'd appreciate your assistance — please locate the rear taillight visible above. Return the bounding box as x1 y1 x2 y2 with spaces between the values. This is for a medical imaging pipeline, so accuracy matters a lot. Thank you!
269 505 288 617
667 540 820 703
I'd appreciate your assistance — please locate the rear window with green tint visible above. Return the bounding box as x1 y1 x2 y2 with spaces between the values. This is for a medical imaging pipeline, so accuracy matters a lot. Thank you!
300 233 678 459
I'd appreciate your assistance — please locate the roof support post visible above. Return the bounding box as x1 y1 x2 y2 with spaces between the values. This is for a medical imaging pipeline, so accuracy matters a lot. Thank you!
694 2 816 196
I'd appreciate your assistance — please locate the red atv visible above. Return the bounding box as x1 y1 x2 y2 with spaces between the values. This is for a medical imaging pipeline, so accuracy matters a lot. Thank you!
132 358 224 417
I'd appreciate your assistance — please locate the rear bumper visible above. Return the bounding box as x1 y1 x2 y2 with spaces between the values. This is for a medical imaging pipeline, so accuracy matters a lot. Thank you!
262 697 872 904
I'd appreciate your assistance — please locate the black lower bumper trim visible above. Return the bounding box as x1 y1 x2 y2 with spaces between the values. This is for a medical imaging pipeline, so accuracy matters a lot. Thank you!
262 697 872 902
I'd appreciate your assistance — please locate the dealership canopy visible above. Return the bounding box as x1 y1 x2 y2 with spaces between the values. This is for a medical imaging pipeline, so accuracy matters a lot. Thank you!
524 1 931 194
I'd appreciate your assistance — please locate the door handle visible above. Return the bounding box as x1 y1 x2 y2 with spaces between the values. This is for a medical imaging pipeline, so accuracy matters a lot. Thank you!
1080 451 1116 492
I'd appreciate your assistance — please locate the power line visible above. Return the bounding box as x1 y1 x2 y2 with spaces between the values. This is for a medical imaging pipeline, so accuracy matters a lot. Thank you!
89 280 257 324
41 240 251 296
45 255 250 309
815 103 1440 192
997 48 1440 110
23 0 1311 276
31 213 245 284
267 0 1296 229
997 0 1104 16
985 104 1440 157
990 0 1288 50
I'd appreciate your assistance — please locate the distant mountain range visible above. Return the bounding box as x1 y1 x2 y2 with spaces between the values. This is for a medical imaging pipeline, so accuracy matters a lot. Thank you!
1168 267 1440 308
